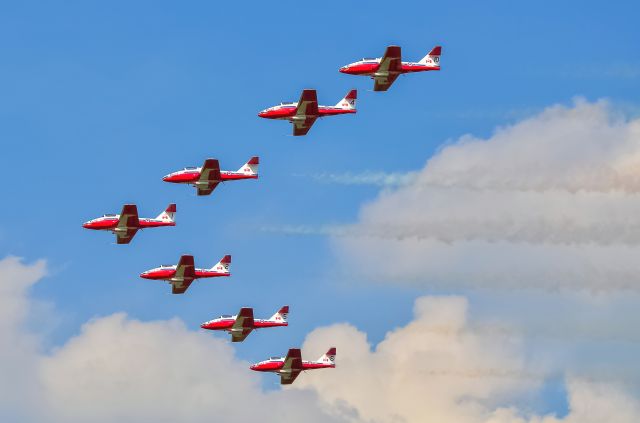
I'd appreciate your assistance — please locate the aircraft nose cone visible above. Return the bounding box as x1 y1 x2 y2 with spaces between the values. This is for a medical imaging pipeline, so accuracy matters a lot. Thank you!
258 111 266 118
139 272 150 279
82 222 90 229
249 364 257 370
200 322 208 329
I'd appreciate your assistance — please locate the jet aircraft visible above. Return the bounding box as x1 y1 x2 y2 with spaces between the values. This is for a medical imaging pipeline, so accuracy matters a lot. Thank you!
340 45 441 91
201 306 289 342
250 347 336 385
163 157 259 196
82 204 176 244
140 254 231 294
258 89 356 136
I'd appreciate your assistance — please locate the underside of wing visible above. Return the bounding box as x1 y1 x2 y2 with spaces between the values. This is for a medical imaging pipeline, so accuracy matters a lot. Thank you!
196 182 219 196
374 73 400 91
295 89 319 117
231 329 253 343
171 278 193 294
280 369 302 385
115 228 138 244
292 117 317 136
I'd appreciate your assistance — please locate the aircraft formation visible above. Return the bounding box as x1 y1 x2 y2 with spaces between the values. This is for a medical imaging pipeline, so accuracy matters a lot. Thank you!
83 45 441 385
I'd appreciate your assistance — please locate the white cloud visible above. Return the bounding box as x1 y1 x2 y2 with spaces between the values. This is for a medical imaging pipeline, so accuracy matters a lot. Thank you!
333 99 640 291
1 257 639 423
297 296 640 423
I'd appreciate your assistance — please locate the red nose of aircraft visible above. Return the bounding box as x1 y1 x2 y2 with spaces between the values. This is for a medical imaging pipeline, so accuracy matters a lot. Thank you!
82 222 91 229
257 111 266 118
339 66 348 73
139 272 152 279
249 364 257 370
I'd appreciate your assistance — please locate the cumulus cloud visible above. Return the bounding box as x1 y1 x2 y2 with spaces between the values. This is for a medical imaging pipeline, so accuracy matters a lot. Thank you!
331 99 640 291
298 296 640 423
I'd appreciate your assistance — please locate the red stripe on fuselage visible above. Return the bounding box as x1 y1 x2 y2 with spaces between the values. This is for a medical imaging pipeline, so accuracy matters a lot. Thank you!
83 218 172 230
201 319 286 331
250 361 334 372
259 107 355 120
163 171 257 184
141 268 228 280
340 62 439 75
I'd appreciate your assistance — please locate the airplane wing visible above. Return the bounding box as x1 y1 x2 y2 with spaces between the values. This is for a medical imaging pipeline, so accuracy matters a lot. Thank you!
230 307 255 342
196 159 221 196
374 73 400 92
295 89 319 117
171 255 195 294
280 348 303 385
292 117 317 136
115 204 139 244
374 46 402 91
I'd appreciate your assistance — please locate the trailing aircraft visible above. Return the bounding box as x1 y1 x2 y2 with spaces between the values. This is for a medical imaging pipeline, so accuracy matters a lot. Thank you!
250 347 336 385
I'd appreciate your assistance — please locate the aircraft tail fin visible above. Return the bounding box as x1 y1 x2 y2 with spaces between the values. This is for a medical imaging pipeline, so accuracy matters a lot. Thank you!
419 45 442 67
335 90 357 110
237 156 259 176
317 347 336 365
269 305 289 323
155 203 176 222
210 254 231 274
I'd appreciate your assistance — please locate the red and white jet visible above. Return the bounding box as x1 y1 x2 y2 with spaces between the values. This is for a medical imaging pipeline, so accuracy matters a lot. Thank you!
140 254 231 294
201 306 289 342
258 89 357 136
82 203 176 244
250 347 336 385
340 45 442 91
162 157 259 196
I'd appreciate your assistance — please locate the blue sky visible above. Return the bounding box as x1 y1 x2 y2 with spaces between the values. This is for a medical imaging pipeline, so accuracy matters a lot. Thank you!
1 0 639 416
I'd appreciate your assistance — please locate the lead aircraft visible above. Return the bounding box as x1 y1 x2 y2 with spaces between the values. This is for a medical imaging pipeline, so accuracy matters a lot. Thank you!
201 306 289 342
258 89 357 136
140 254 231 294
163 157 259 196
340 45 442 91
250 347 336 385
82 204 176 244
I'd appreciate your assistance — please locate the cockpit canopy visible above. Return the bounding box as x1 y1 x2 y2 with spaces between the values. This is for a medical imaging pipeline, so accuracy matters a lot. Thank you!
269 356 281 361
280 102 295 106
160 264 174 268
183 166 198 170
362 57 377 61
219 314 232 319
